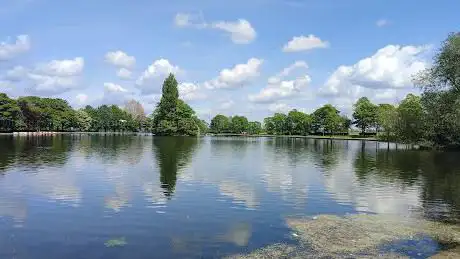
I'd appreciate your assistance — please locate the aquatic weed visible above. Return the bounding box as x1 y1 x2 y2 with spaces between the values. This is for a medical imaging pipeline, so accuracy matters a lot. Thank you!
104 237 127 248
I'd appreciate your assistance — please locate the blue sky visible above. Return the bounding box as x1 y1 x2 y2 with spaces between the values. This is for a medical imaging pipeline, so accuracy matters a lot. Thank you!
0 0 459 121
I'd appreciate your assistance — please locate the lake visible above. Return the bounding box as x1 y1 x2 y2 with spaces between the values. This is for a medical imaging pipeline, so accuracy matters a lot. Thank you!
0 135 459 258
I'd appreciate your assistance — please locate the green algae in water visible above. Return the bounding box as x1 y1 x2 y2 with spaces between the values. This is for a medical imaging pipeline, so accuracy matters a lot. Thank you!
227 214 460 259
104 237 127 248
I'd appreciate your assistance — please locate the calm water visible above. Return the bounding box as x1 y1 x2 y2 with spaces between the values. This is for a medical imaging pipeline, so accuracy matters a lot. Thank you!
0 135 459 258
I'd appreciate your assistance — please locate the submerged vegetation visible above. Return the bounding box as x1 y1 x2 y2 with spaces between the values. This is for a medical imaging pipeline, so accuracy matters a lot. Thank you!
227 214 460 259
104 237 127 248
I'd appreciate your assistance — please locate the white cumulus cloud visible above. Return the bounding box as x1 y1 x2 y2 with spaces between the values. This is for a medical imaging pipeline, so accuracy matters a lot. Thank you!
0 35 30 60
179 82 207 101
320 44 429 96
317 44 429 113
204 58 263 89
211 19 256 44
104 82 128 93
136 59 180 91
35 57 84 77
27 74 78 93
249 61 311 103
282 34 329 52
105 50 136 68
25 57 84 94
174 13 256 44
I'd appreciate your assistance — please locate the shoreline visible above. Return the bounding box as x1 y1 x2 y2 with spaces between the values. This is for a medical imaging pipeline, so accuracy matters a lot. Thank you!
0 131 378 141
209 133 379 141
0 131 155 136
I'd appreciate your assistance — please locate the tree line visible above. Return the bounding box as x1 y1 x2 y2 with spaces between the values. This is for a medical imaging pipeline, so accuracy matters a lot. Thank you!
0 93 147 132
1 33 458 148
209 32 459 149
0 74 207 135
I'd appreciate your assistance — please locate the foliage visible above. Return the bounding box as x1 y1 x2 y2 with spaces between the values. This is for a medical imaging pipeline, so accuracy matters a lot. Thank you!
312 105 343 135
150 74 201 136
210 114 231 133
230 115 249 133
16 96 76 131
352 97 378 134
247 121 262 135
416 33 460 93
75 109 92 131
414 32 460 148
421 90 460 147
194 118 209 135
376 104 398 141
124 99 145 120
395 94 423 144
263 116 276 134
0 93 20 131
287 109 312 135
262 108 348 136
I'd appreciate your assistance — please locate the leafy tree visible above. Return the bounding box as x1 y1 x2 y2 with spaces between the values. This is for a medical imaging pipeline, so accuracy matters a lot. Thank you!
124 99 145 131
76 109 92 131
396 94 423 144
416 32 460 93
124 99 145 120
17 97 49 131
340 115 352 133
415 32 460 148
0 93 20 131
312 104 342 135
194 118 208 135
263 117 275 134
352 97 377 134
247 121 262 135
287 109 312 135
210 114 230 133
230 115 249 133
262 114 288 135
376 104 398 142
272 113 288 135
151 74 200 136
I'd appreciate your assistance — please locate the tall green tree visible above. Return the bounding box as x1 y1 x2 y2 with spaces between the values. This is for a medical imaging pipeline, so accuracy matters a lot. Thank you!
272 113 288 135
287 109 312 135
263 117 275 134
0 93 21 131
312 104 342 135
247 121 262 135
396 94 423 144
210 114 230 133
340 115 352 133
376 104 398 142
416 32 460 93
352 97 377 134
230 115 249 133
75 109 92 131
151 74 200 136
415 32 460 148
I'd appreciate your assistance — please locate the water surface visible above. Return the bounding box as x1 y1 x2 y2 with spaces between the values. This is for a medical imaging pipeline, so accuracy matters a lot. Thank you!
0 135 459 258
